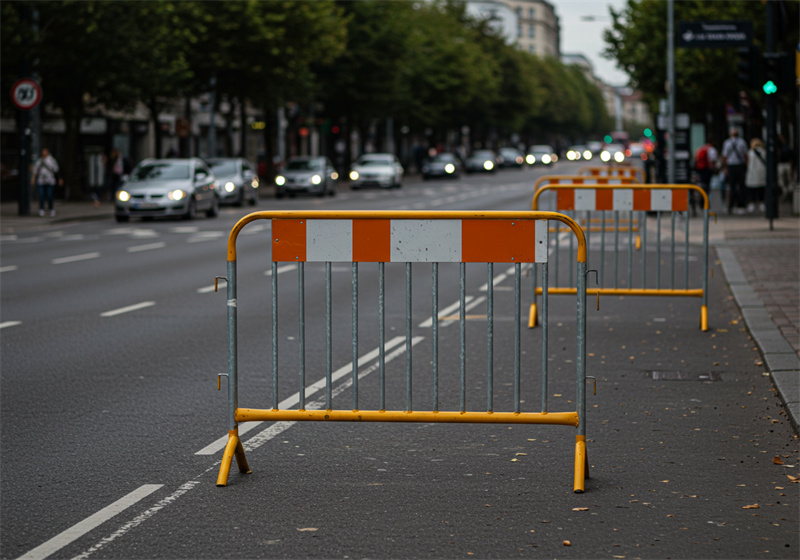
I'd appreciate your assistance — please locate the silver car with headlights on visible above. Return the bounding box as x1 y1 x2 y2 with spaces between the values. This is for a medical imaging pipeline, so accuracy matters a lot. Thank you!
207 157 259 206
274 156 338 198
115 158 218 222
349 153 403 189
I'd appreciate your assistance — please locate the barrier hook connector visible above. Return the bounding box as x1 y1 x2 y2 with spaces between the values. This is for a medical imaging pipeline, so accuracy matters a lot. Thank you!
217 373 229 391
586 376 597 396
214 276 228 293
586 269 600 310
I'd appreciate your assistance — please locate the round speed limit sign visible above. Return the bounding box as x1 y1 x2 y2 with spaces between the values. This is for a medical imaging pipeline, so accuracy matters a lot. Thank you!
11 78 42 111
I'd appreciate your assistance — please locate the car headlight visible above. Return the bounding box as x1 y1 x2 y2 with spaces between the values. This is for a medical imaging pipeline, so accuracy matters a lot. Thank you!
311 174 322 185
614 152 625 163
600 151 611 162
567 151 576 161
168 189 186 201
541 154 552 164
583 150 592 160
331 172 339 180
526 154 535 164
251 178 259 188
225 182 235 193
275 175 286 186
349 171 359 180
444 163 455 173
117 190 130 202
483 160 493 170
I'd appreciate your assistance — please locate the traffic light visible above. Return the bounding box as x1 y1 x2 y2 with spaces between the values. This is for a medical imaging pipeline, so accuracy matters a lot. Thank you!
737 46 760 89
643 128 653 138
763 52 794 96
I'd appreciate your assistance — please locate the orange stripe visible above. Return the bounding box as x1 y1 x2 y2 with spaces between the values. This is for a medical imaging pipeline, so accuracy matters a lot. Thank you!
353 219 391 262
462 220 537 262
557 189 575 210
595 189 614 210
272 219 306 262
633 189 650 211
672 189 688 211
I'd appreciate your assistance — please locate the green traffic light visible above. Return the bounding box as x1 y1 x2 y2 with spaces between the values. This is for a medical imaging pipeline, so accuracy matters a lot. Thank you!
604 135 612 143
763 80 777 95
643 128 652 138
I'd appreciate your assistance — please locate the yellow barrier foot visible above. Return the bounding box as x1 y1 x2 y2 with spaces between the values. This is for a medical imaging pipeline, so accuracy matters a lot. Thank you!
216 429 251 487
528 303 538 329
700 305 708 332
573 435 587 493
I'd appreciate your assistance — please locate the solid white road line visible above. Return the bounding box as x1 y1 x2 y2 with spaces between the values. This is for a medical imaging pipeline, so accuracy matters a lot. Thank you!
0 265 19 273
264 263 297 276
195 335 407 455
127 242 166 253
0 321 22 329
16 484 163 560
100 301 155 318
51 252 100 265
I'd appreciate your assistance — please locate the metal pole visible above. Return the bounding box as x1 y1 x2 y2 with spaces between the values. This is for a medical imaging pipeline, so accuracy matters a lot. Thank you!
667 0 676 184
765 0 777 229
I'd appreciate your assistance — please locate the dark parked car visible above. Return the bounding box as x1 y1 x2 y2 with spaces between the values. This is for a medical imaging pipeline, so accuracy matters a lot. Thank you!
207 157 259 206
274 156 338 198
497 147 524 168
114 158 218 222
465 150 498 173
421 152 462 179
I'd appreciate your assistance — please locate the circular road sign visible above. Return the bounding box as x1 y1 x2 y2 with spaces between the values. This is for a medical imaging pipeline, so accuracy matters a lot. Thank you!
11 78 42 111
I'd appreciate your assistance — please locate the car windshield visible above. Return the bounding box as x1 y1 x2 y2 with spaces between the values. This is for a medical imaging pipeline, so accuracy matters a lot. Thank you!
208 160 238 176
130 162 190 181
358 156 393 166
430 153 456 162
472 151 494 158
532 145 553 153
286 159 322 171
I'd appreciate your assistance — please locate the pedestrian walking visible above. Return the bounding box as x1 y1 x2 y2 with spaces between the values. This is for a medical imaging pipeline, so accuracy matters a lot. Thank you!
745 138 767 214
721 128 748 214
30 147 61 217
692 136 717 215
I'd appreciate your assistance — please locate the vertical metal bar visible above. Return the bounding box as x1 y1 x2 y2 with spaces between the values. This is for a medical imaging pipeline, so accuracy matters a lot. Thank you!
487 263 493 412
379 262 385 411
298 262 305 410
541 261 549 413
641 211 647 289
684 207 690 289
702 208 709 309
531 263 538 321
432 262 438 412
614 211 620 289
670 212 676 289
555 222 561 286
271 261 278 410
514 262 521 414
627 211 633 289
569 213 575 286
227 260 238 431
656 211 662 290
352 262 358 411
326 262 332 409
460 262 466 413
406 262 412 412
600 211 606 288
576 261 587 439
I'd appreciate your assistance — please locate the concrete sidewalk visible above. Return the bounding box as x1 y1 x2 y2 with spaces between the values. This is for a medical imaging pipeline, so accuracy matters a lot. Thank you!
2 194 799 431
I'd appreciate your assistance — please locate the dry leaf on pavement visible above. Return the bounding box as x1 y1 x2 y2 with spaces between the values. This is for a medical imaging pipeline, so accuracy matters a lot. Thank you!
742 504 759 509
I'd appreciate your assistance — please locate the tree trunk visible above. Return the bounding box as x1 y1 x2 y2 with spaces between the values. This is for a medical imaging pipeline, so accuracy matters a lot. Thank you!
239 98 247 158
261 106 276 180
61 103 82 201
149 98 162 159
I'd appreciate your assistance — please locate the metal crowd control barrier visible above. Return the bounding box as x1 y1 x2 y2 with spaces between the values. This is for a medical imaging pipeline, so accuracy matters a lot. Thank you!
578 165 645 184
529 184 711 331
215 211 591 492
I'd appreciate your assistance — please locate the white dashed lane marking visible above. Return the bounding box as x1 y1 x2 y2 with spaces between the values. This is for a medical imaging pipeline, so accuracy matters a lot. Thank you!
100 301 156 317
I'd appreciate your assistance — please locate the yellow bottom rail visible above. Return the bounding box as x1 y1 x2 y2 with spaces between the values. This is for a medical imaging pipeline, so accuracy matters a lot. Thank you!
235 408 579 425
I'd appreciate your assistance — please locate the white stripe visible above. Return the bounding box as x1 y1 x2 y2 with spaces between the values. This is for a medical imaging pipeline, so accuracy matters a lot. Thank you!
0 265 19 273
100 301 155 317
439 296 487 327
0 321 22 329
575 189 596 211
418 296 475 327
264 264 297 276
391 220 460 262
651 190 672 211
71 482 198 560
195 336 407 455
127 242 166 253
16 484 163 560
614 189 633 210
307 219 352 262
52 252 100 265
196 281 225 294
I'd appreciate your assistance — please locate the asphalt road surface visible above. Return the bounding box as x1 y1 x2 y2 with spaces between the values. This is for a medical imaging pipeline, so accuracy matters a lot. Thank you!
1 161 797 559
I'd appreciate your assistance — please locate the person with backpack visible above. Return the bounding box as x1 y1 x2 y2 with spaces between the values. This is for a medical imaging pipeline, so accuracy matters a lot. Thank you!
693 137 717 214
745 138 767 214
30 147 61 217
721 127 749 215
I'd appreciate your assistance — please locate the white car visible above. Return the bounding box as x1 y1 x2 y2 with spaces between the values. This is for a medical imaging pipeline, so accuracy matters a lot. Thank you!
349 153 403 189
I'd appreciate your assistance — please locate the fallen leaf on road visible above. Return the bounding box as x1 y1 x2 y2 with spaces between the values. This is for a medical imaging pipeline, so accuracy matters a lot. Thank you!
297 527 318 532
742 504 759 509
563 540 571 546
787 475 799 483
661 480 669 483
773 456 784 465
572 507 589 511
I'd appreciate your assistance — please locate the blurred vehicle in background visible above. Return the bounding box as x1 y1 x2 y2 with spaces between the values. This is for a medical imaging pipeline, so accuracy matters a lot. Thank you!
465 150 498 173
526 145 557 166
349 153 403 189
600 143 627 164
207 157 259 207
115 158 218 222
628 142 648 161
565 145 588 161
586 141 603 156
497 147 525 168
421 152 462 179
275 156 338 198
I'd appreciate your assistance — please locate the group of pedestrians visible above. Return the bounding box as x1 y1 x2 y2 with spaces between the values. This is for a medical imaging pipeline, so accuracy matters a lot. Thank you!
696 127 793 216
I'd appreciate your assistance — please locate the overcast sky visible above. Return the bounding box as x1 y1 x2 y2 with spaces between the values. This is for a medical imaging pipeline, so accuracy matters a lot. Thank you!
553 0 630 86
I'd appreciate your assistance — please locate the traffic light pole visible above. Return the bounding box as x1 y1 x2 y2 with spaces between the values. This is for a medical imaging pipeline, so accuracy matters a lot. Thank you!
765 0 777 229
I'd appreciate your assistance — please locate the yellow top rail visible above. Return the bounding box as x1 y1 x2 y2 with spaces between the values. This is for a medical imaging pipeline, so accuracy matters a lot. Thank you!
227 210 588 263
578 165 645 183
534 175 637 192
532 183 709 212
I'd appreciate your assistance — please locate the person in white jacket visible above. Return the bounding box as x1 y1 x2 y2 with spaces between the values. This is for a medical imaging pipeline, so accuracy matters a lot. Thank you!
30 147 61 217
744 138 767 213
